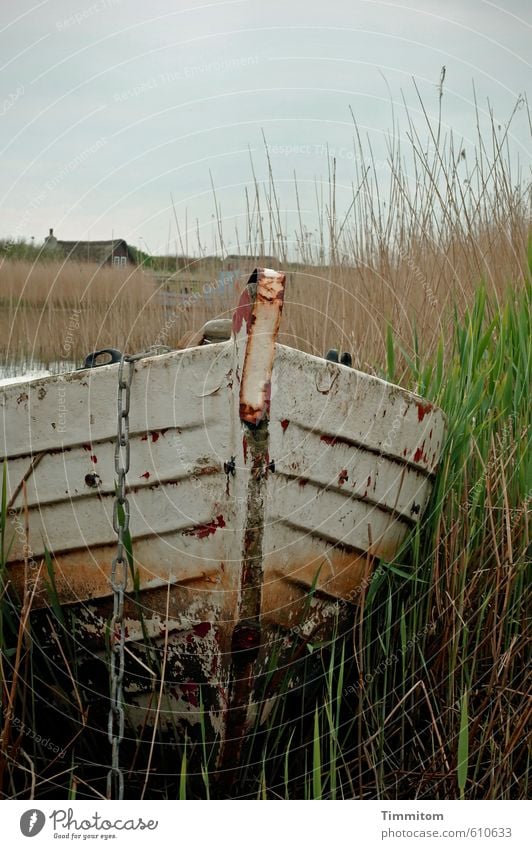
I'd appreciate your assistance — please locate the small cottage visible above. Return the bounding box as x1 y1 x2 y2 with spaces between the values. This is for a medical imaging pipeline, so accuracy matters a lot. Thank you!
43 228 137 267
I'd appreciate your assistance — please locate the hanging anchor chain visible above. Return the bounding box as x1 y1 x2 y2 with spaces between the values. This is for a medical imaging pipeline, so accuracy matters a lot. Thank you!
107 354 134 800
106 346 171 798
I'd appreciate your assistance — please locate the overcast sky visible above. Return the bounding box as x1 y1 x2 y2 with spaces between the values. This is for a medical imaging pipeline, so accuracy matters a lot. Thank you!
0 0 530 255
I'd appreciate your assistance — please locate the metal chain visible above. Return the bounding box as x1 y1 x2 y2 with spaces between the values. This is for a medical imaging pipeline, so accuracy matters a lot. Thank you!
106 346 169 798
107 354 134 800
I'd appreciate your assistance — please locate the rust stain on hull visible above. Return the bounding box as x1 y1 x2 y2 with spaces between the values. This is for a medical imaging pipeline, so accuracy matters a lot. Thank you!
217 417 269 775
182 514 226 539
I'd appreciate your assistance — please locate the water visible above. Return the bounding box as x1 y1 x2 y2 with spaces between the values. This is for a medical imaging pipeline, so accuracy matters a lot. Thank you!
0 359 77 386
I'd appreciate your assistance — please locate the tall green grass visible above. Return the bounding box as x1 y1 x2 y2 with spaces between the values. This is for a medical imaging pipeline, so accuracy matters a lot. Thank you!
1 279 529 799
352 280 530 800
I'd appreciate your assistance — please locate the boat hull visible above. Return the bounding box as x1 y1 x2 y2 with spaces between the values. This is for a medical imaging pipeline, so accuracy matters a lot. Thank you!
1 276 446 767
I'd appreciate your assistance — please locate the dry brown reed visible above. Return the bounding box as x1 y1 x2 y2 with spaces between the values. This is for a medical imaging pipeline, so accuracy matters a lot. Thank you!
1 91 529 377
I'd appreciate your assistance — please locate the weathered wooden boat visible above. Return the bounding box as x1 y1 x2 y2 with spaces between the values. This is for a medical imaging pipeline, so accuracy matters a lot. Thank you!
1 268 445 776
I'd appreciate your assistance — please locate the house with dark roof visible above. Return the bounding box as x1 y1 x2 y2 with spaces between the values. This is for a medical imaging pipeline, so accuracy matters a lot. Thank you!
43 228 137 267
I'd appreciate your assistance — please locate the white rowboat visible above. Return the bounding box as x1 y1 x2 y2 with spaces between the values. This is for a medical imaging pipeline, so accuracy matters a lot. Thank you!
1 268 446 769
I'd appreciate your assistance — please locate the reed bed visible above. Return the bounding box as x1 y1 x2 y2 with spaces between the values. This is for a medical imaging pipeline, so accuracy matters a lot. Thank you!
0 261 163 372
1 93 530 374
1 223 528 378
0 90 530 799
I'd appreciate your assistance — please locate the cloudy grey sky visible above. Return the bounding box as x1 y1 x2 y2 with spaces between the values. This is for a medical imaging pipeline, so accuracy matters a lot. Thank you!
0 0 530 255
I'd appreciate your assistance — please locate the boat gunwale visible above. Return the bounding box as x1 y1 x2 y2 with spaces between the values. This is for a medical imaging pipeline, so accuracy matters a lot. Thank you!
1 338 446 422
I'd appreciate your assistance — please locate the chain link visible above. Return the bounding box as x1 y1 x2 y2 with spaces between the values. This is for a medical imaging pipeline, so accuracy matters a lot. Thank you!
106 346 170 798
107 354 134 800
